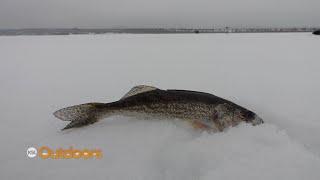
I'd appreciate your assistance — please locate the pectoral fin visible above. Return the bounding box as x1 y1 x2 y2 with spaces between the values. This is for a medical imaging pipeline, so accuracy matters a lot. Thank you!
191 120 211 131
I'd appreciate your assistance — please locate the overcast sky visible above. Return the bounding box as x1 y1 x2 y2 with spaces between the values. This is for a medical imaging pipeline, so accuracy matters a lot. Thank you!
0 0 319 29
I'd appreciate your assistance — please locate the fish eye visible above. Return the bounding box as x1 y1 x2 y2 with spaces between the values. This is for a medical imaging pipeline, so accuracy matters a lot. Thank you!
243 111 255 119
238 110 254 121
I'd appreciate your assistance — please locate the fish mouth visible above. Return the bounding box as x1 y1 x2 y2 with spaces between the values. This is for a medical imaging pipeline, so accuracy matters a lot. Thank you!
251 115 264 125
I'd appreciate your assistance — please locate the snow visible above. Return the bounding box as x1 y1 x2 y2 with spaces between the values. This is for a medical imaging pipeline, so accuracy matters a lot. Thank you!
1 33 320 180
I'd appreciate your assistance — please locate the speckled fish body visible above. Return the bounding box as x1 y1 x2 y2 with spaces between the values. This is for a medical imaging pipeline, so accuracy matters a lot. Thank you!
54 85 263 131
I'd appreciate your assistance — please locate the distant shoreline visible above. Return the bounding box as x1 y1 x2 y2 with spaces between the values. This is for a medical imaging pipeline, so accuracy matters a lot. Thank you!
0 28 318 36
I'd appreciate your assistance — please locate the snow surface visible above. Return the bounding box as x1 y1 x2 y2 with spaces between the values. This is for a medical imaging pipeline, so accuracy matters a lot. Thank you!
1 33 320 180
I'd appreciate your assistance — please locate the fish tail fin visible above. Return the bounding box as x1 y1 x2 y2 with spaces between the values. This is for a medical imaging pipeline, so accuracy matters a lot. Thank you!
53 103 106 130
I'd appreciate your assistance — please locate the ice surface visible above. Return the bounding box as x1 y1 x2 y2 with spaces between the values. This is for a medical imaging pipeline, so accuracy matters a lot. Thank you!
1 33 320 179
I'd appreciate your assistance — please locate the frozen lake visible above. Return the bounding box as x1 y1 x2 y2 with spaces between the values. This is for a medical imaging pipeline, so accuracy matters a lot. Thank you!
1 33 320 179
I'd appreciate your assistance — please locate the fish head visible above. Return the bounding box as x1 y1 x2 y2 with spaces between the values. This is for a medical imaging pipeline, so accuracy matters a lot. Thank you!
211 103 263 131
234 108 264 126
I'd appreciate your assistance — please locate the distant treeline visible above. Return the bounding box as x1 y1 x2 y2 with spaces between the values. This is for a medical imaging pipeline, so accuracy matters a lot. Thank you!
0 27 318 36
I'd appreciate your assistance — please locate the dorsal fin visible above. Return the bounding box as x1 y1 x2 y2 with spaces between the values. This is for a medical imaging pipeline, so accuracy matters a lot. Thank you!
121 85 158 99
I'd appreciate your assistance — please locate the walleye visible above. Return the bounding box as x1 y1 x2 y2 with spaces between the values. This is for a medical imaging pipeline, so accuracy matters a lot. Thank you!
54 85 263 131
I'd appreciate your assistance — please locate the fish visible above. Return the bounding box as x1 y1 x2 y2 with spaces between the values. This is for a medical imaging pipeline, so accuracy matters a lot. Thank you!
53 85 263 131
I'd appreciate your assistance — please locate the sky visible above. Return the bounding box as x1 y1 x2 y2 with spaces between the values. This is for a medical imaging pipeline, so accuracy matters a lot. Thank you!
0 0 319 29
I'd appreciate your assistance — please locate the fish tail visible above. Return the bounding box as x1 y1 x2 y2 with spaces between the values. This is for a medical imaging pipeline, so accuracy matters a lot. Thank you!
53 103 107 130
